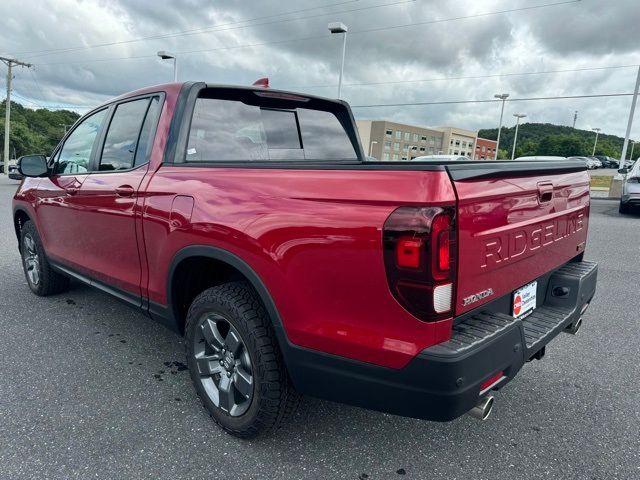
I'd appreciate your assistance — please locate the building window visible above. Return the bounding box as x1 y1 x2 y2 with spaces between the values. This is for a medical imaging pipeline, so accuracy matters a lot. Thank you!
392 153 399 160
455 140 460 146
402 144 408 152
481 146 486 152
412 133 419 142
448 148 453 154
421 135 427 142
401 156 408 161
419 147 425 152
404 132 410 140
384 141 391 150
383 152 390 160
454 150 459 155
461 141 466 148
394 142 400 151
450 139 454 145
385 129 393 137
395 131 401 139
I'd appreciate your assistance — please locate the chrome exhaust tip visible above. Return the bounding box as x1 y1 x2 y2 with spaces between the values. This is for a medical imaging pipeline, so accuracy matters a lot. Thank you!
564 317 583 335
467 395 495 421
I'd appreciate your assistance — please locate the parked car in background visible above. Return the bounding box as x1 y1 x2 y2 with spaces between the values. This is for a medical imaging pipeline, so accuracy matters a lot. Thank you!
594 155 618 168
8 163 23 180
411 154 470 161
567 156 592 168
514 156 567 161
619 160 640 214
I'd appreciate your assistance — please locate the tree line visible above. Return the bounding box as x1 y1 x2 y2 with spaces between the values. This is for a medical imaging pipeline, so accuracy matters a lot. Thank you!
479 122 634 160
0 100 80 159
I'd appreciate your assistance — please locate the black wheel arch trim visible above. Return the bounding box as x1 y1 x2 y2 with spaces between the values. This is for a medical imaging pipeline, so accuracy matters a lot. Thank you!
164 245 289 340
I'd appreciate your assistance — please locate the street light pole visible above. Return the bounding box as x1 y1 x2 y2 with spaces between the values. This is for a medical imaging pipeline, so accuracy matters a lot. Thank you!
328 22 348 99
157 51 178 82
494 93 509 160
369 140 377 157
630 140 636 161
591 127 601 156
620 65 640 170
1 56 32 174
511 113 526 160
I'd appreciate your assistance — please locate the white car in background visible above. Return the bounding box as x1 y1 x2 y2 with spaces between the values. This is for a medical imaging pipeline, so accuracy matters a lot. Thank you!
411 154 470 162
515 156 567 161
619 160 640 214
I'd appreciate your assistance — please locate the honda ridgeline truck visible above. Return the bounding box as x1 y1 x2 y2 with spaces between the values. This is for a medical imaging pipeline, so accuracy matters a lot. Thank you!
13 82 597 437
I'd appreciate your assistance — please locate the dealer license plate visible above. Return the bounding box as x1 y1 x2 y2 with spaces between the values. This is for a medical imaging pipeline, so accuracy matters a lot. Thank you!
513 281 537 318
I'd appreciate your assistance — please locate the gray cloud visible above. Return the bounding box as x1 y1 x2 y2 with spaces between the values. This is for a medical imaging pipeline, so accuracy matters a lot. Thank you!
0 0 638 139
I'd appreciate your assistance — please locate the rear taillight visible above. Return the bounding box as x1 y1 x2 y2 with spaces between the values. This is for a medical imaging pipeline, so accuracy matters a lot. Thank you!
383 206 457 322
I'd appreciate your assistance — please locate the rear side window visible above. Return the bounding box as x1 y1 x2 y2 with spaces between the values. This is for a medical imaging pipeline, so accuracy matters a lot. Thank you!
186 97 357 162
100 98 151 171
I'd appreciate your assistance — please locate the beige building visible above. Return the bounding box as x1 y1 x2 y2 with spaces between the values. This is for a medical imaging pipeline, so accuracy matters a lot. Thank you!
435 126 478 158
356 120 445 161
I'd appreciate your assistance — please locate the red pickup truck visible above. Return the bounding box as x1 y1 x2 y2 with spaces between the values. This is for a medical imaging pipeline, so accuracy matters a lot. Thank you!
13 82 597 438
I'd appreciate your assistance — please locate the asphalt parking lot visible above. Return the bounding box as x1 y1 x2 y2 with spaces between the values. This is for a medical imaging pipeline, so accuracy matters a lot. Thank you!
0 175 639 480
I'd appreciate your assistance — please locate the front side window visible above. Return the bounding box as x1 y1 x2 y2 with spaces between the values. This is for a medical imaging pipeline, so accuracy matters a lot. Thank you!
100 98 151 171
186 98 357 162
57 109 107 175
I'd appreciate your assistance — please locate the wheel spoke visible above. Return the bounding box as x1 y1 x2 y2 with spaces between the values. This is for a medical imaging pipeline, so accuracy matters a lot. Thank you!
233 367 253 398
225 329 242 356
217 375 235 412
201 318 225 350
195 354 223 376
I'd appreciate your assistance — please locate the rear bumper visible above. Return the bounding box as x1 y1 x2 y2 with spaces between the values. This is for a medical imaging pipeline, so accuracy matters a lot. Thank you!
620 193 640 205
283 260 597 421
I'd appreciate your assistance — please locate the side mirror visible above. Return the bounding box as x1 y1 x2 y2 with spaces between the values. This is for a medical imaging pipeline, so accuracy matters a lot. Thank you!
618 168 629 174
18 154 49 177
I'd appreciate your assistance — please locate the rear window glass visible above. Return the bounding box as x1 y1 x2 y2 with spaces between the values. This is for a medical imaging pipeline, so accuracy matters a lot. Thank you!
186 97 357 162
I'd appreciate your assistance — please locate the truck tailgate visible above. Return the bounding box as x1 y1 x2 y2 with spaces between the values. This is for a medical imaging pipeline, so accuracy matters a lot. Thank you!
447 162 590 316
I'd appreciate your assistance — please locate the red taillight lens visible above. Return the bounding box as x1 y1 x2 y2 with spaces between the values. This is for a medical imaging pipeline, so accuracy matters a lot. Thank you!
383 206 456 322
431 214 451 279
396 237 423 268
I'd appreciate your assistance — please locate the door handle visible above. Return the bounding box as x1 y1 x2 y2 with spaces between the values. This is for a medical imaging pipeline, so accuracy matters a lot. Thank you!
65 187 79 195
115 185 135 197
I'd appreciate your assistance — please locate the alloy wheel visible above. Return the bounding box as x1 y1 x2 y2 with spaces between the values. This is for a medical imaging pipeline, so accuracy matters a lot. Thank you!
23 234 40 286
193 313 254 417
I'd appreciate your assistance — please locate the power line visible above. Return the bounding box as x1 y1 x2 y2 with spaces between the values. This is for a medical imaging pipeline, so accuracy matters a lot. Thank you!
22 0 414 60
284 64 639 89
15 0 362 57
350 92 635 108
32 0 579 66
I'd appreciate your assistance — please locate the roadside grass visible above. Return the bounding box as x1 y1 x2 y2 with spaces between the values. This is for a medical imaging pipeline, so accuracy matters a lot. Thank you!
590 176 613 189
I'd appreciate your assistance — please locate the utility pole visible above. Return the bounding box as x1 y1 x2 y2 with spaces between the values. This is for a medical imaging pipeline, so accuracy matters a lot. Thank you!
620 65 640 170
572 110 578 128
1 56 32 174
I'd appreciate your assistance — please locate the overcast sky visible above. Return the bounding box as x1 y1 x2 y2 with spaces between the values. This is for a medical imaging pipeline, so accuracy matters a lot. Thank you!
1 0 638 138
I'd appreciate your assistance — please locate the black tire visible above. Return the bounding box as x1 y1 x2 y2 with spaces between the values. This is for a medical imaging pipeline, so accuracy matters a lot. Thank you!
185 281 300 438
619 202 630 214
20 221 70 296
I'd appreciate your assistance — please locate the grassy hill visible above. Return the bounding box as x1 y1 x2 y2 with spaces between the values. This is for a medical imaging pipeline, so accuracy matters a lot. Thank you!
478 123 633 160
0 100 80 159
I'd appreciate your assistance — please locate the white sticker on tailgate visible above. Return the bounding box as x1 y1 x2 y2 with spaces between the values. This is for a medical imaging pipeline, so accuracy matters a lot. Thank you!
513 281 537 318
